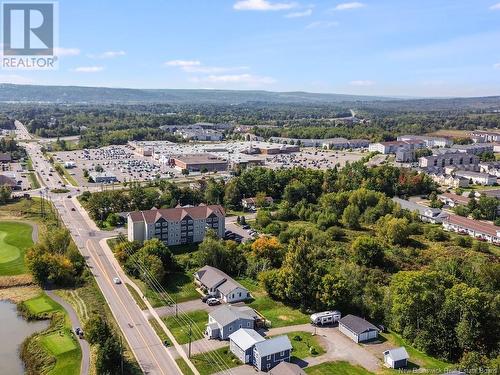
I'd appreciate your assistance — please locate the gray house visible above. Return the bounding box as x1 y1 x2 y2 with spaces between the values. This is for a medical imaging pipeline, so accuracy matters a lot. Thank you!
384 347 409 369
229 328 265 364
339 314 380 343
206 305 259 340
253 335 293 372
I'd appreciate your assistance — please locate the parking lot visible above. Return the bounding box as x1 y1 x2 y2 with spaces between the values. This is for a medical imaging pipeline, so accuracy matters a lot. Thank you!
51 141 366 186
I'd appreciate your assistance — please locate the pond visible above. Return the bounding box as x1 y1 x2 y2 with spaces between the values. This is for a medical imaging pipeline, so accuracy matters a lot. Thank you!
0 300 50 375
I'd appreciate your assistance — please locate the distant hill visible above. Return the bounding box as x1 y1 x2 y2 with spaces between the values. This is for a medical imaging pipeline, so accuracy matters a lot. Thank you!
0 84 499 111
0 84 393 104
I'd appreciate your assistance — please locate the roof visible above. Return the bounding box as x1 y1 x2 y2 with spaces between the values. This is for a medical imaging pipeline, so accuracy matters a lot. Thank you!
454 171 496 179
209 305 257 327
339 314 379 335
194 265 246 294
172 153 227 165
0 174 16 187
384 347 409 361
254 335 292 357
228 328 265 350
241 196 273 204
0 152 11 162
392 197 445 218
444 214 499 237
270 362 306 375
129 205 225 224
439 192 470 205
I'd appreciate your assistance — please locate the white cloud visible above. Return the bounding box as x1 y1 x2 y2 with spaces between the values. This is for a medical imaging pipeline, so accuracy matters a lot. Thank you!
164 60 201 67
333 2 365 11
349 80 375 86
489 3 500 10
285 8 312 18
306 20 339 29
72 66 104 73
233 0 297 11
194 73 276 84
89 50 126 59
494 63 500 69
54 47 80 56
0 74 34 84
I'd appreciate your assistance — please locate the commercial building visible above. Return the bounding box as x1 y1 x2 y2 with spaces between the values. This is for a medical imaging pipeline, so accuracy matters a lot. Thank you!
442 214 500 244
169 154 228 172
89 172 118 183
397 135 453 148
368 140 425 155
127 205 225 245
418 152 479 172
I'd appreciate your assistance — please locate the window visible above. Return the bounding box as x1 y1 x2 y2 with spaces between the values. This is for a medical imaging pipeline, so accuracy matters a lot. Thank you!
247 322 251 327
459 158 463 165
238 292 241 297
229 327 233 331
267 364 271 370
280 351 284 356
450 158 454 165
239 324 242 329
267 356 271 360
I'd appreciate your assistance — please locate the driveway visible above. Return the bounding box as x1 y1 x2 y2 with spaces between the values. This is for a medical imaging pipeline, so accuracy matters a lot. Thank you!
145 298 220 319
46 290 91 375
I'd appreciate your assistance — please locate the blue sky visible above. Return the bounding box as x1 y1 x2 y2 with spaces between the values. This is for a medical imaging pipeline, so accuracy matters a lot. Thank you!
2 0 500 97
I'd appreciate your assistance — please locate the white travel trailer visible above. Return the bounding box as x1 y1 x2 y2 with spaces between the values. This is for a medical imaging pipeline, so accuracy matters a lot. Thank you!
310 310 341 326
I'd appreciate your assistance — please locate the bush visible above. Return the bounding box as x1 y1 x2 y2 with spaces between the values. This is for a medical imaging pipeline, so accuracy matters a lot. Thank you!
425 227 448 242
455 235 472 248
472 241 490 253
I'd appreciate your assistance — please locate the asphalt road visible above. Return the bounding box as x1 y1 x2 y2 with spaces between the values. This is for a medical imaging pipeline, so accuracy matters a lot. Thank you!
17 120 183 375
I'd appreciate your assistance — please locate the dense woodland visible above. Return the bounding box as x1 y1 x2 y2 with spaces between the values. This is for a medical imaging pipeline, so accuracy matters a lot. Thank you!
86 163 499 369
1 99 500 146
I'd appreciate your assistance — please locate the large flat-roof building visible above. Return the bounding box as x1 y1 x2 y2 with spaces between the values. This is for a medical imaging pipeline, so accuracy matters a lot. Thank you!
418 152 479 172
127 205 225 245
169 154 228 172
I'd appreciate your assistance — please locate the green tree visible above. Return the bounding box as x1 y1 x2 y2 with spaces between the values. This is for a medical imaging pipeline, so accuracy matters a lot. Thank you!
341 204 361 229
85 315 112 345
351 235 385 267
0 185 12 204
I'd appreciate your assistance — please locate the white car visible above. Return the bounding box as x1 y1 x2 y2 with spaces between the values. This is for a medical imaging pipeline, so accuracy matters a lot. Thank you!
113 277 122 285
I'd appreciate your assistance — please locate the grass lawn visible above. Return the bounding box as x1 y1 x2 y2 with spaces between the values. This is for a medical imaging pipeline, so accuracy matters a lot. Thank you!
135 272 200 308
163 310 208 344
190 346 241 375
24 294 61 315
28 172 41 189
149 318 169 343
40 332 78 355
238 277 309 328
305 361 374 375
55 163 78 187
176 358 195 375
0 221 33 275
285 331 326 360
126 283 148 310
381 331 451 370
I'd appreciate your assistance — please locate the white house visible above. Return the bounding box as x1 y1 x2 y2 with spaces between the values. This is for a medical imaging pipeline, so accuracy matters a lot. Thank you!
454 171 497 186
194 265 250 303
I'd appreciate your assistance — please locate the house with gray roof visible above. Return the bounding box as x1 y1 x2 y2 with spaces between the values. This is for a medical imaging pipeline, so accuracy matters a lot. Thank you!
206 305 258 340
392 197 448 224
339 314 380 343
194 265 250 303
384 347 409 369
229 328 265 364
253 335 293 372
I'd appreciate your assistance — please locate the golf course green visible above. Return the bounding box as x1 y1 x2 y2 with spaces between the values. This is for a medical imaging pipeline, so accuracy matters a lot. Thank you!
0 221 33 275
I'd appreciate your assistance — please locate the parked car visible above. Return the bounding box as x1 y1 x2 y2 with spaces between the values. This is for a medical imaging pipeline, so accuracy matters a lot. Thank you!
201 295 212 303
74 327 84 339
67 195 71 198
113 277 121 284
242 225 250 230
207 298 221 306
71 207 76 211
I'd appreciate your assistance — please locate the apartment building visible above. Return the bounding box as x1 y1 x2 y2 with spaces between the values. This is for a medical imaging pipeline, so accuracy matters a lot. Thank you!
418 152 479 172
127 205 225 245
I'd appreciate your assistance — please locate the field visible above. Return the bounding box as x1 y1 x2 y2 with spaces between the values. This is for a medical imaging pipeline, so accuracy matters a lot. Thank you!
163 309 208 344
285 331 326 360
238 278 310 328
305 361 373 375
0 221 34 275
190 346 241 375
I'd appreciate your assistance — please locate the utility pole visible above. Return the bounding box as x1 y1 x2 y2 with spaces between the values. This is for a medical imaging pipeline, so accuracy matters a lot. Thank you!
120 335 124 375
188 323 192 358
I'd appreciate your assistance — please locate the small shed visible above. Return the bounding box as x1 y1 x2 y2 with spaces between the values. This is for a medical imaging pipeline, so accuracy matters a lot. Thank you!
383 347 409 369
